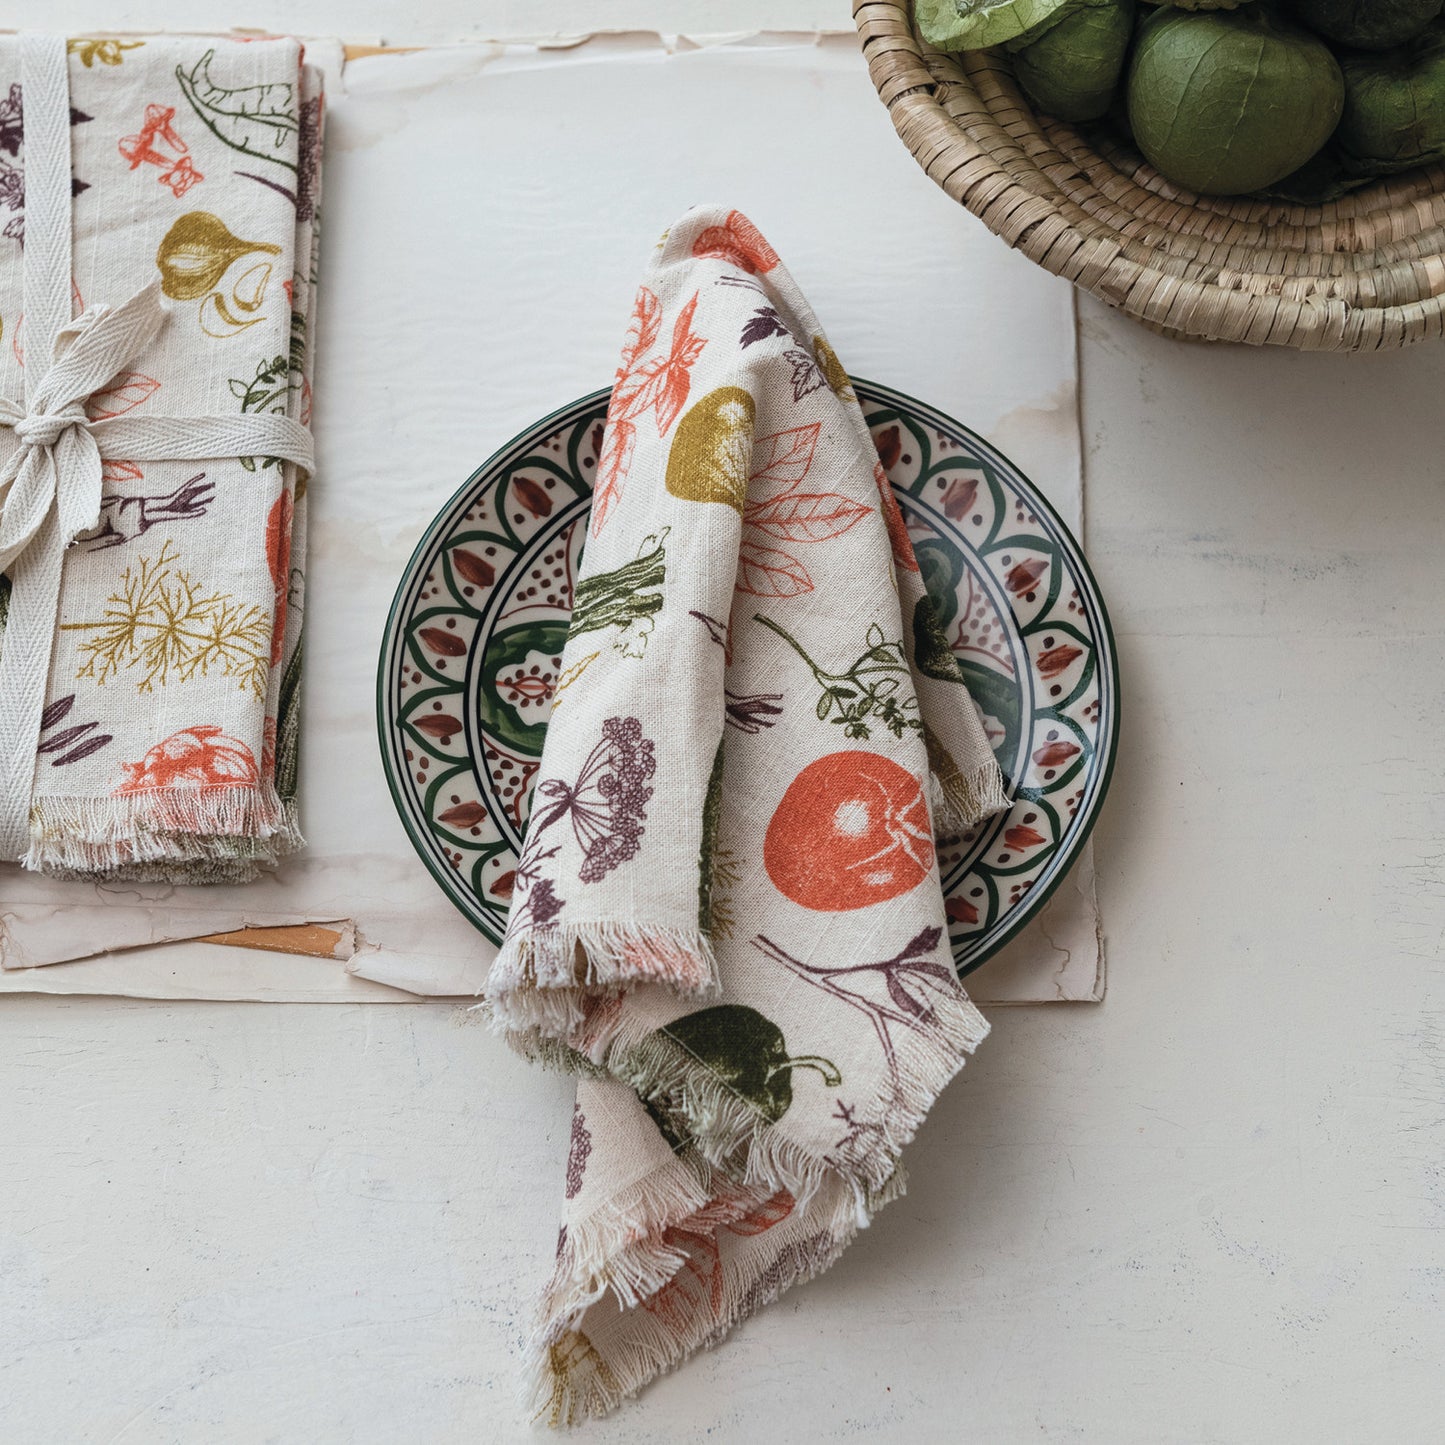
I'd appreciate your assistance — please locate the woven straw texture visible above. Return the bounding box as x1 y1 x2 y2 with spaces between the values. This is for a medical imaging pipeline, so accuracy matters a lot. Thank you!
854 0 1445 351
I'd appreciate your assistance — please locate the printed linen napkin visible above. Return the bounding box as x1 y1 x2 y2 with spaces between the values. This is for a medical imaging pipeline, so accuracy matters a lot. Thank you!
486 207 1010 1421
0 34 321 880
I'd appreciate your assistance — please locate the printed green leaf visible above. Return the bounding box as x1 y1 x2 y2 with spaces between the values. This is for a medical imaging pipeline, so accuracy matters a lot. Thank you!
176 49 299 172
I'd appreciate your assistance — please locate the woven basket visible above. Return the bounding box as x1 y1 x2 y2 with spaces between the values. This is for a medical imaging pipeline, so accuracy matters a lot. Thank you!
854 0 1445 350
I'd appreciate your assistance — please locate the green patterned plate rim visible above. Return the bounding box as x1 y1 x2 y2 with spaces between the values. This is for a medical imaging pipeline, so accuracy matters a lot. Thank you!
377 380 1119 978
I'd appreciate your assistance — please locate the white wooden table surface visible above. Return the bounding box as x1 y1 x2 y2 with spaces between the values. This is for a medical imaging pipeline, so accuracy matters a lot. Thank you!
4 4 1445 1442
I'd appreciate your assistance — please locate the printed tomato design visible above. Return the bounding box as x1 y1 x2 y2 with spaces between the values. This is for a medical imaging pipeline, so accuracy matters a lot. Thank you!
763 751 933 911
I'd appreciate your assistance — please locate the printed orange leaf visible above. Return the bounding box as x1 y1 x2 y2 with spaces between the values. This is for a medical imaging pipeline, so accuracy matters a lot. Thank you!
748 422 820 498
451 548 495 588
736 540 813 598
101 459 144 483
439 801 486 828
419 626 466 657
1006 559 1048 594
87 371 160 420
618 285 662 374
414 714 463 740
1037 643 1082 678
1004 824 1047 851
743 491 870 544
652 291 704 437
591 416 636 535
1033 740 1081 768
726 1189 795 1237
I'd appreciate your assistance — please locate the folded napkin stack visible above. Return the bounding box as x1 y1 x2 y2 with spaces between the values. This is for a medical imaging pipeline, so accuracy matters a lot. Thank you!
0 33 321 880
486 207 1011 1421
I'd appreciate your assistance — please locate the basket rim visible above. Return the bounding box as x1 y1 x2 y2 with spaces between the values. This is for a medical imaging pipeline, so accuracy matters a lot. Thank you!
853 0 1445 350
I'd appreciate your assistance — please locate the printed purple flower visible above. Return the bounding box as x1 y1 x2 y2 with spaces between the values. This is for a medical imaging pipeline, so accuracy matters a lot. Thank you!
532 715 656 884
564 1105 592 1199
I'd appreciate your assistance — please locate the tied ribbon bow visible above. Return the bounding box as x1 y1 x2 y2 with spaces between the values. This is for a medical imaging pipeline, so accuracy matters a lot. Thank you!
0 281 167 574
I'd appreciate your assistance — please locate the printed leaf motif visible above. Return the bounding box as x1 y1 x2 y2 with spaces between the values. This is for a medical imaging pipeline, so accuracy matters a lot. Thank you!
743 491 870 544
451 547 495 589
36 693 113 767
1033 740 1081 768
439 801 486 828
419 626 466 658
175 49 299 172
1006 559 1048 595
941 476 979 520
414 714 463 741
101 459 144 484
618 285 662 373
783 347 826 402
592 287 707 535
1037 643 1082 678
87 372 160 420
736 540 812 598
747 422 819 498
945 897 979 926
512 475 552 518
740 306 787 348
874 425 902 471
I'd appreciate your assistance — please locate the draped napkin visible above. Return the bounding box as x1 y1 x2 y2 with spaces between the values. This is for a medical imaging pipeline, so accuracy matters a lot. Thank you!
0 34 321 880
485 207 1011 1421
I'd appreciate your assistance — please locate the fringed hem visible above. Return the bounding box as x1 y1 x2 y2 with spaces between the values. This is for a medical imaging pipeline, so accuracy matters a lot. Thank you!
542 1156 715 1322
23 790 304 880
484 923 720 1037
930 756 1012 836
609 1022 837 1203
527 1176 863 1427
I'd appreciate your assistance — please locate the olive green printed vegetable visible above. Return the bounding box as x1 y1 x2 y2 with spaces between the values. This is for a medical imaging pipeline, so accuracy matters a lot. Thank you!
661 1005 842 1126
1337 23 1445 170
1287 0 1442 51
756 613 922 742
569 529 667 658
274 636 303 803
1127 7 1344 195
1012 0 1135 121
911 595 966 686
697 736 725 933
918 0 1094 52
176 49 300 173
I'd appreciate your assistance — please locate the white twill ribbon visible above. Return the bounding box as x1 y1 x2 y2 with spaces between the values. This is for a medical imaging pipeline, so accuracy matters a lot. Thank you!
0 34 314 860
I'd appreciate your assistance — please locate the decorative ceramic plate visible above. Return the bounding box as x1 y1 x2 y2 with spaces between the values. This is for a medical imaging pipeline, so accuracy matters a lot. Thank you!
378 382 1119 978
